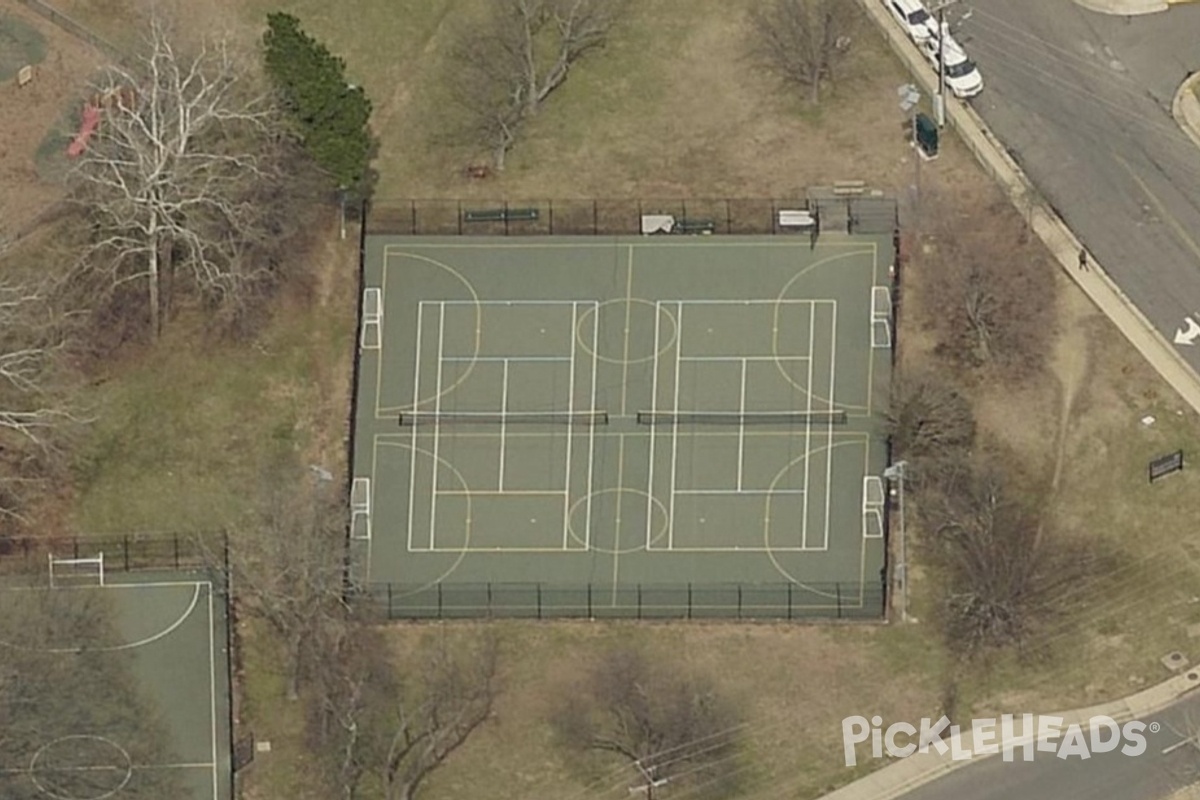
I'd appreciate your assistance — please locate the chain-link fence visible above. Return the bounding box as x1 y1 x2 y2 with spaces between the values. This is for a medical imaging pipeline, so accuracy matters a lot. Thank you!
0 532 222 573
365 198 823 236
15 0 128 64
359 580 885 621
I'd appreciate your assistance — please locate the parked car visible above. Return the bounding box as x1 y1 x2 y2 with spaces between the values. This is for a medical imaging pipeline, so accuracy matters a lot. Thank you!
918 34 984 99
884 0 937 43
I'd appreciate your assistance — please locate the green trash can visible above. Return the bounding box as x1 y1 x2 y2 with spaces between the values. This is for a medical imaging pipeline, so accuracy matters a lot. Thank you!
915 112 938 158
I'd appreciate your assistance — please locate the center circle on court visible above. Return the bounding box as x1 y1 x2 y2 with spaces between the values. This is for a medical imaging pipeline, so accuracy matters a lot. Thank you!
575 299 678 364
566 488 669 554
29 735 133 800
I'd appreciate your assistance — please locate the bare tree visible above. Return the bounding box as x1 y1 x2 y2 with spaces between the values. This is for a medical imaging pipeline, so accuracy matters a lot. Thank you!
68 15 307 337
0 278 79 518
886 371 976 463
225 458 348 700
916 187 1058 375
747 0 859 105
552 647 742 797
311 629 500 800
447 0 627 169
920 459 1108 656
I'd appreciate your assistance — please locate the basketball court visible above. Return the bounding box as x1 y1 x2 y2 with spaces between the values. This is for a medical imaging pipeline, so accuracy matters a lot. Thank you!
350 233 894 618
0 555 233 800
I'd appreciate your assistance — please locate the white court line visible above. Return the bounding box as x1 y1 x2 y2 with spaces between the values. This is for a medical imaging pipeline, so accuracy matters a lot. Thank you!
822 301 837 551
440 356 569 362
801 305 815 550
430 303 446 551
407 303 424 552
6 583 203 652
585 306 599 551
435 490 563 496
647 302 662 548
673 489 806 496
620 246 634 416
737 358 747 491
679 356 810 362
207 582 217 800
668 301 684 550
564 303 578 550
436 299 586 305
499 359 509 491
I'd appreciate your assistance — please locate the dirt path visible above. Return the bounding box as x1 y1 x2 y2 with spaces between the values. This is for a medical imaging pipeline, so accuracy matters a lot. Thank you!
1048 284 1098 493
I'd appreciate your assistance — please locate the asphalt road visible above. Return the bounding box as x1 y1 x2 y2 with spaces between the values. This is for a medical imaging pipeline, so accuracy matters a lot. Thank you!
944 0 1200 362
901 688 1200 800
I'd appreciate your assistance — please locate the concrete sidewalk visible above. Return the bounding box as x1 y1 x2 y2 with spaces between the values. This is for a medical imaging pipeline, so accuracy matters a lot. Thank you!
828 2 1200 798
821 670 1200 800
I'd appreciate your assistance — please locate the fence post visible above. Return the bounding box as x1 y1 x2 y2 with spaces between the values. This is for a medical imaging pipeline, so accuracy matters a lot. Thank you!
637 584 642 619
537 583 543 619
504 200 510 236
549 200 555 234
457 201 463 235
487 582 493 619
770 200 777 234
173 534 180 569
437 582 444 619
737 585 743 619
587 582 593 618
407 200 414 235
592 200 598 235
836 583 843 619
122 536 129 571
725 200 732 234
787 582 793 620
687 583 692 620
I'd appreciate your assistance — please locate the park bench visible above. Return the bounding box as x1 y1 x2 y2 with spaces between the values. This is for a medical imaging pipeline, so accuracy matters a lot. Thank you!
462 207 539 223
674 218 715 234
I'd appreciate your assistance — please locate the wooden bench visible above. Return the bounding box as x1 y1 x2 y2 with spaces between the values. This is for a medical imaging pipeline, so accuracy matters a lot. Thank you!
462 207 539 223
674 218 715 234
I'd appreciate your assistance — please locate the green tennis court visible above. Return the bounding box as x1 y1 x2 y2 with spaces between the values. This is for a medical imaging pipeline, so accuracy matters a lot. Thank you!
0 562 233 800
350 233 894 618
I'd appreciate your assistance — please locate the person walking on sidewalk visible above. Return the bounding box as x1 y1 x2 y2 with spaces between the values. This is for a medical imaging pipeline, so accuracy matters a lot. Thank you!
1078 248 1089 271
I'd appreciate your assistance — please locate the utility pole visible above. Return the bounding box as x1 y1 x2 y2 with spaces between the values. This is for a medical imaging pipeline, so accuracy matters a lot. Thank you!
884 461 909 622
630 761 668 800
930 0 961 128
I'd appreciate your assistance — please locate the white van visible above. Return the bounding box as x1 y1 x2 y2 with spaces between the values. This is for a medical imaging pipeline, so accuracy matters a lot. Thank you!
884 0 937 44
919 34 984 99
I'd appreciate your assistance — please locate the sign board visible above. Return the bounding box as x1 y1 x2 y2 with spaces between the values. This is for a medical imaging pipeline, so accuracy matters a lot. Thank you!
1149 450 1184 483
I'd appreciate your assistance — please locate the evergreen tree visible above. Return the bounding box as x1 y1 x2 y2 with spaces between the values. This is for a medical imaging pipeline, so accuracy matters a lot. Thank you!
263 13 375 194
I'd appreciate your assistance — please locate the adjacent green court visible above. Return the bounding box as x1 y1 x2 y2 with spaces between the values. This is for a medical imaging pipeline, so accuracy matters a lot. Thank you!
350 233 894 618
0 559 233 800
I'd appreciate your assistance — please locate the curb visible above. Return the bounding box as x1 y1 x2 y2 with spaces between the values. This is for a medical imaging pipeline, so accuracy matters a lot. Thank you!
820 670 1200 800
1171 72 1200 151
1072 0 1169 14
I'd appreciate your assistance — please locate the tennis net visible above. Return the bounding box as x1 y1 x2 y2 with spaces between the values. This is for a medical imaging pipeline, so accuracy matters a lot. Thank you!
399 411 609 427
636 410 847 426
